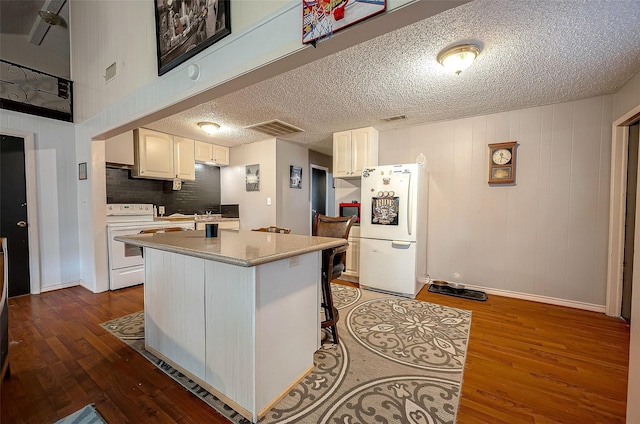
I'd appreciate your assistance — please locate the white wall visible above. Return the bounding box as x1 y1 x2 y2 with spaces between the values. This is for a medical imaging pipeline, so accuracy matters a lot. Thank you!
69 0 296 123
71 0 461 292
379 95 614 309
221 139 277 230
0 110 79 291
0 34 70 79
613 70 640 424
276 140 310 234
335 178 361 211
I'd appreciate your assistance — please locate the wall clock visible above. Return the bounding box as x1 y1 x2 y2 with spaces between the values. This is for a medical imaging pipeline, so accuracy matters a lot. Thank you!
488 141 517 184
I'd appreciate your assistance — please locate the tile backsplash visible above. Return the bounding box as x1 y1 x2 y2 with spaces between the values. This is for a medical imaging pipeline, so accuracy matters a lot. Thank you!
106 164 221 215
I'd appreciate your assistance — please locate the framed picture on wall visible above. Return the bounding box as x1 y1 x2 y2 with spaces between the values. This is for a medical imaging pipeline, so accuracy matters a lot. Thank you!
246 164 260 191
154 0 231 76
303 0 386 45
290 166 302 189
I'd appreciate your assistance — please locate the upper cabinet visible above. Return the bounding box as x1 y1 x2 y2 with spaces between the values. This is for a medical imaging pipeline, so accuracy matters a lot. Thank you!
132 128 195 180
212 144 229 165
105 130 134 166
173 136 196 180
194 140 213 163
194 140 229 166
333 127 379 178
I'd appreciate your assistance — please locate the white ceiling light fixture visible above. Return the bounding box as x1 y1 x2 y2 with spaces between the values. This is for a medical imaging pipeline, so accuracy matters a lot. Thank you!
437 44 480 75
198 122 220 134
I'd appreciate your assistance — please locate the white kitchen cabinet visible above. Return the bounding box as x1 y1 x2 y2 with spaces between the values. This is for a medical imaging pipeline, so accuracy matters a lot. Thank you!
173 136 196 180
195 140 229 166
132 128 195 180
342 225 360 282
195 140 213 163
105 130 134 166
333 127 379 178
212 144 229 165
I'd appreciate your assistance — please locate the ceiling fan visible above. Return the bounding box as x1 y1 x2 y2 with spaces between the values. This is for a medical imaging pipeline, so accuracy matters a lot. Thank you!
30 0 67 46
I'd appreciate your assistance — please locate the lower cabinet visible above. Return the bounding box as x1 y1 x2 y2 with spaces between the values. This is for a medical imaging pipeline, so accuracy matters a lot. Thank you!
342 225 360 281
144 248 320 422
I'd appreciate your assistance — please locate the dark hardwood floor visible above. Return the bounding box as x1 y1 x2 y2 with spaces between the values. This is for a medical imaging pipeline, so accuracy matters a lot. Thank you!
1 281 629 423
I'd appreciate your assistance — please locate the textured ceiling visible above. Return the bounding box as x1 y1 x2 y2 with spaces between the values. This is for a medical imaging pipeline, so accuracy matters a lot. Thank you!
146 0 640 156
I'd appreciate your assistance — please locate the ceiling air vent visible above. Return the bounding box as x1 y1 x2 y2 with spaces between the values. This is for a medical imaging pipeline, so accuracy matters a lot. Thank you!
244 120 304 137
382 114 407 122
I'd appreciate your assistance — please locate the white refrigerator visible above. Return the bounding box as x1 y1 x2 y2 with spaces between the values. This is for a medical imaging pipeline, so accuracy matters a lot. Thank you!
359 163 429 298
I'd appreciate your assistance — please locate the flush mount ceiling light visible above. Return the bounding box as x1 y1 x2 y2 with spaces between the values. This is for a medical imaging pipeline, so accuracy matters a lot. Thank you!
437 44 480 75
198 122 220 134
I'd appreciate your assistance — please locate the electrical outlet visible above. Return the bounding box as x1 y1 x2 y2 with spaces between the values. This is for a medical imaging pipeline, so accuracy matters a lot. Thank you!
158 206 165 216
267 197 272 206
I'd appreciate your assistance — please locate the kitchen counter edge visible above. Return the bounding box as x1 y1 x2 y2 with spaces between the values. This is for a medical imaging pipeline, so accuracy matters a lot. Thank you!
114 230 346 267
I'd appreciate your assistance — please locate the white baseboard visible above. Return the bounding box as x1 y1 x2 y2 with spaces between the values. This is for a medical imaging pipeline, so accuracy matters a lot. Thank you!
340 274 359 283
78 279 107 293
40 280 80 293
460 284 606 313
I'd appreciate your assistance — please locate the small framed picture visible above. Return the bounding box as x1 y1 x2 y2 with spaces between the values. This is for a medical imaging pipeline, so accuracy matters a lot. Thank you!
246 164 260 191
79 162 87 180
290 166 302 189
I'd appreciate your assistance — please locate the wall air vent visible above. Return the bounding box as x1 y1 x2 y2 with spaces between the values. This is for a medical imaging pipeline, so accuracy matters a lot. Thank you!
105 62 117 84
382 114 407 122
244 120 304 137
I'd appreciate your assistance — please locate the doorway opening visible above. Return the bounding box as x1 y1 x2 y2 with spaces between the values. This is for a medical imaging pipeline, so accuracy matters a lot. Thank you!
0 130 41 296
622 122 640 321
1 135 30 296
606 103 640 317
310 165 329 234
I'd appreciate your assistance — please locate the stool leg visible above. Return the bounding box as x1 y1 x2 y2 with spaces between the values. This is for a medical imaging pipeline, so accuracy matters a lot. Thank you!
321 277 339 344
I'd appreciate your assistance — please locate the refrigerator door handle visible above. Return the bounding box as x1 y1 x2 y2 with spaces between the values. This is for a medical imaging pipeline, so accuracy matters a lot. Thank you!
391 241 411 249
406 171 413 235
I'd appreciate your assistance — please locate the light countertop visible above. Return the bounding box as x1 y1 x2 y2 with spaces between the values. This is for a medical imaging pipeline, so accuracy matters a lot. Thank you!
115 229 346 267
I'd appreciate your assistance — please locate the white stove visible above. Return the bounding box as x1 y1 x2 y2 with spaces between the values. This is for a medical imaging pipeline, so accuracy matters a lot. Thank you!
106 203 194 290
106 203 154 223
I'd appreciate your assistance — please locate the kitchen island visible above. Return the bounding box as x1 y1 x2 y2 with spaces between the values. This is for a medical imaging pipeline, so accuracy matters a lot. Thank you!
115 229 346 423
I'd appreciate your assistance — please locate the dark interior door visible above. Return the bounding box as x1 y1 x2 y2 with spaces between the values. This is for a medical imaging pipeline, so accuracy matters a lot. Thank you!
311 167 327 229
0 135 31 297
623 122 640 321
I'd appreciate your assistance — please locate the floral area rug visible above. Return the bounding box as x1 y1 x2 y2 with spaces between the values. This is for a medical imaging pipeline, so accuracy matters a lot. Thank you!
101 284 471 423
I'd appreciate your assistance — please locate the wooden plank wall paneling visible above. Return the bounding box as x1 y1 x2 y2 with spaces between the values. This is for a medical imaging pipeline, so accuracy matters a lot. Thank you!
379 96 613 306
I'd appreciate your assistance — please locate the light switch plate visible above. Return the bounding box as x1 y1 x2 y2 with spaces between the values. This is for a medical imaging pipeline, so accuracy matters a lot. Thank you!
266 197 272 205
